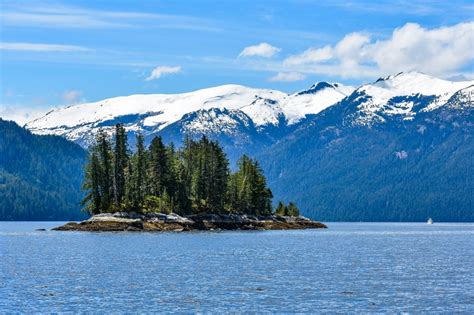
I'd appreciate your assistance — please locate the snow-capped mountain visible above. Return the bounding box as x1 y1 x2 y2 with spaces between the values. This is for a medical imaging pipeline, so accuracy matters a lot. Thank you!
20 72 474 221
26 82 353 149
257 72 474 222
25 72 474 165
340 72 473 126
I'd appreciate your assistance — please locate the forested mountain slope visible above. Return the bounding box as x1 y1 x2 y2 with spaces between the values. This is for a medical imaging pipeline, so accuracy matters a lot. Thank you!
6 72 473 222
0 119 87 221
259 75 474 221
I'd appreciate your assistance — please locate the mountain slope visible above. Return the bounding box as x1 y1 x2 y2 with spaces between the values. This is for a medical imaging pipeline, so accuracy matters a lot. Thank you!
0 119 87 221
342 72 472 126
25 83 353 151
258 73 474 222
20 72 474 221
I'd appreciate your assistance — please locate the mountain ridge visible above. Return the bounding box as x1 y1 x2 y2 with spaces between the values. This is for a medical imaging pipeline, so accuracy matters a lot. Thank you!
2 72 474 221
256 72 474 221
25 81 354 148
25 72 472 148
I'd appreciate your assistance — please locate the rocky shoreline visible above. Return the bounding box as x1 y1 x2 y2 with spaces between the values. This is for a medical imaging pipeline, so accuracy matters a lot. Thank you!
52 212 327 232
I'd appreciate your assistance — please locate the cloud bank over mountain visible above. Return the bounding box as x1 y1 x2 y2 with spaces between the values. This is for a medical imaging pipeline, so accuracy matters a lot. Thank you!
279 22 474 79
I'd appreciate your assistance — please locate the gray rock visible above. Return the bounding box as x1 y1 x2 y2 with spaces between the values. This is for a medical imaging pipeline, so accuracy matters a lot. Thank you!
223 214 244 223
189 213 221 223
88 215 142 224
145 213 169 221
246 215 259 221
273 215 286 222
165 213 194 224
94 213 114 217
296 215 311 222
128 212 143 219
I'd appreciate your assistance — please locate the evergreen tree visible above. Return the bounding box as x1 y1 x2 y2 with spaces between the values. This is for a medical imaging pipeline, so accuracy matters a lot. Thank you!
164 143 178 198
173 156 192 214
148 136 168 196
286 202 300 217
275 201 287 216
207 141 229 212
143 189 174 214
249 158 273 215
82 152 102 214
124 158 134 209
187 136 229 213
113 124 128 206
130 133 147 209
179 135 195 205
80 132 291 217
228 155 272 215
96 130 113 211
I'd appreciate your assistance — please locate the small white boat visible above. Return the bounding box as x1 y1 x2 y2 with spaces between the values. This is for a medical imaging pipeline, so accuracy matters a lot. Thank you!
427 218 433 224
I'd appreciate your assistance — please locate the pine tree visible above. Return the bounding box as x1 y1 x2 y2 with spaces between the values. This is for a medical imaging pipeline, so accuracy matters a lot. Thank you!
124 158 134 209
173 156 192 214
229 155 272 215
113 124 128 207
81 152 102 214
143 189 174 214
164 142 178 197
80 132 291 217
286 202 300 217
96 130 113 211
275 201 287 216
148 136 168 196
130 133 147 210
185 137 229 213
250 159 273 216
207 140 229 213
231 155 251 214
180 135 195 203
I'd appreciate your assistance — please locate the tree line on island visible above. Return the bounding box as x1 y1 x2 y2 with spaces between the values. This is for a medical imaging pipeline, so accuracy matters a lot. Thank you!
82 124 300 217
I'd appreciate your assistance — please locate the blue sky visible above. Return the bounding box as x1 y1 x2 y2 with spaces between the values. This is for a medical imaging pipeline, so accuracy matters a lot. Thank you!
1 0 473 123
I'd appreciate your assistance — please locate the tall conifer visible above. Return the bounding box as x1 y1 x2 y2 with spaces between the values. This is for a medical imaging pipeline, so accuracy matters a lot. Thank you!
97 129 112 211
148 136 168 197
113 124 128 206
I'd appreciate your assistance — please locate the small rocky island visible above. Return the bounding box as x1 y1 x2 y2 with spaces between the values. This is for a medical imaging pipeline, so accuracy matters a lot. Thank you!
53 212 326 232
59 125 326 232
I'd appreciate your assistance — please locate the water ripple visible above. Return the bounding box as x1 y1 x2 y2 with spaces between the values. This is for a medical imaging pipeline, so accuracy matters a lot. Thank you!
0 222 473 313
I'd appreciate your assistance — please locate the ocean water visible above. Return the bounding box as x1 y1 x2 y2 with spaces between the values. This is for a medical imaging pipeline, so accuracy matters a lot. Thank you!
0 222 473 313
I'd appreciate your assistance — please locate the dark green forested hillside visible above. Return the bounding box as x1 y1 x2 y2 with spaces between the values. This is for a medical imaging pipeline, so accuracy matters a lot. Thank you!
0 119 87 221
259 103 474 222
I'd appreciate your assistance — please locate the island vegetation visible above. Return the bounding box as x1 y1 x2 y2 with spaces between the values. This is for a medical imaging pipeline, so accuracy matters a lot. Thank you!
52 124 327 231
82 124 299 217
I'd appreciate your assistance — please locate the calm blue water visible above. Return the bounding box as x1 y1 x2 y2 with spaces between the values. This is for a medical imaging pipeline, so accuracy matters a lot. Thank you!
1 222 473 313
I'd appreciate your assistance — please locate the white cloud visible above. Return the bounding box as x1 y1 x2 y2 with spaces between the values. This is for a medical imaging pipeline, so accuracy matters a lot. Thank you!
61 90 83 103
145 66 182 81
282 22 474 78
239 43 281 58
284 46 333 65
269 72 306 82
0 42 90 52
1 3 219 31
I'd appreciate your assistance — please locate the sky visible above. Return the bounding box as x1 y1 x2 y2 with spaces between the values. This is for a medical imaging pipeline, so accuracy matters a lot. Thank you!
1 0 473 124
